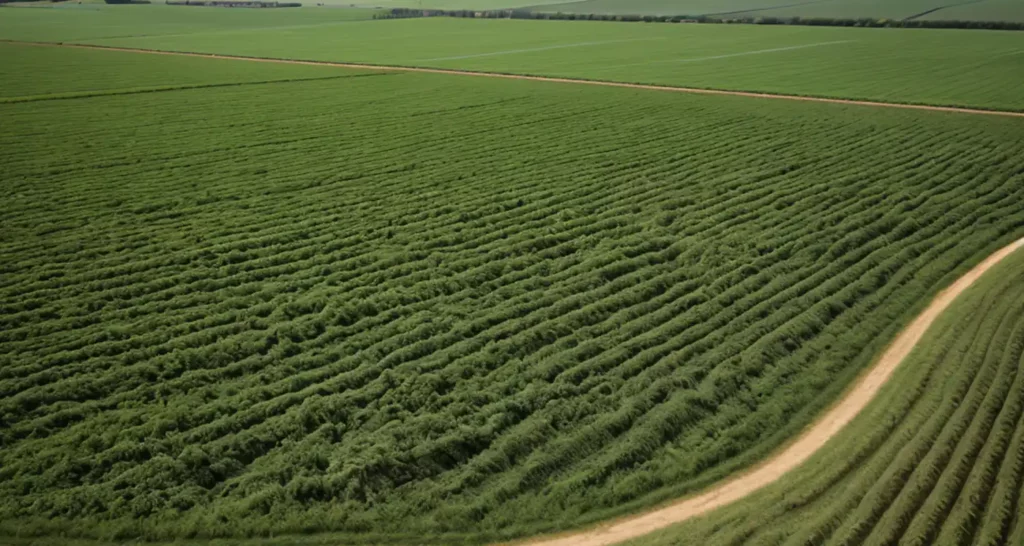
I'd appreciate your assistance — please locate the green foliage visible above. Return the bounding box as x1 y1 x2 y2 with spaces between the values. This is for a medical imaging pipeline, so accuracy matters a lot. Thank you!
0 44 371 102
1 43 1024 544
0 4 380 42
630 247 1024 546
524 0 1024 23
3 13 1023 111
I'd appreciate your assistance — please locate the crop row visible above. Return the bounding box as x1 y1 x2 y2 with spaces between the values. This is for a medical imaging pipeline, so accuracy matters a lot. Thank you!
639 244 1024 546
2 56 1024 542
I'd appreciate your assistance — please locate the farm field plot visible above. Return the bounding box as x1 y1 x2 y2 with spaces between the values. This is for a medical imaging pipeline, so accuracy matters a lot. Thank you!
932 0 1024 21
524 0 1024 22
16 0 1014 19
3 45 1024 545
346 0 558 9
763 0 1024 21
4 14 1023 111
0 4 380 43
0 43 363 101
630 244 1024 546
526 0 834 17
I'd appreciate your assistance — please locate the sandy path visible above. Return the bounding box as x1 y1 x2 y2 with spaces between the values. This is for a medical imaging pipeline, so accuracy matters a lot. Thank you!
9 38 1024 543
520 237 1024 546
5 40 1024 118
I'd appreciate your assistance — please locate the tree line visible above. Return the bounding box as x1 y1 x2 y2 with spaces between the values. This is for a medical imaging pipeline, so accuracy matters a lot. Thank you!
375 7 1024 31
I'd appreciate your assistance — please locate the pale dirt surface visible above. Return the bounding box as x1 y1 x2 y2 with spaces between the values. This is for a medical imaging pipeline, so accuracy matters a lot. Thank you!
518 237 1024 546
6 40 1024 118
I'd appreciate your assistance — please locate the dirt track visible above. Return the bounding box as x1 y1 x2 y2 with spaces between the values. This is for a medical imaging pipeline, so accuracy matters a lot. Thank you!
520 237 1024 546
11 39 1024 544
6 40 1024 118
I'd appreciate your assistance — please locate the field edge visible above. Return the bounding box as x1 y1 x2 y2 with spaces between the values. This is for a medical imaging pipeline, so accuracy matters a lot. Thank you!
3 39 1024 116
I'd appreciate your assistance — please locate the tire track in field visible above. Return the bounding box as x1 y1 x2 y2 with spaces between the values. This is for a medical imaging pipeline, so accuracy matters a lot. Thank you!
902 0 985 21
518 237 1024 546
419 38 664 62
4 40 1024 118
601 40 854 68
704 0 833 17
0 73 390 103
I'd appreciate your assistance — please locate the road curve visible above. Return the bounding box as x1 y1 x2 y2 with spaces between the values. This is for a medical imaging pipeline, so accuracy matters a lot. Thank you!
4 40 1024 118
8 38 1024 543
516 237 1024 546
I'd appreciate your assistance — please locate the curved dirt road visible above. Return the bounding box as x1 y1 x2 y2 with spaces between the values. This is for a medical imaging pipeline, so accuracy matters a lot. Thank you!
5 40 1024 119
9 39 1024 543
521 237 1024 546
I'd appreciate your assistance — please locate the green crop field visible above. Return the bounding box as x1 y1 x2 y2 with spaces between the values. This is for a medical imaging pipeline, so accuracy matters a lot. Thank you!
3 12 1023 111
9 0 1020 20
529 0 833 17
630 244 1024 546
755 0 1024 22
346 0 550 8
3 40 1024 545
935 0 1024 22
0 44 361 100
524 0 1024 22
0 4 380 42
